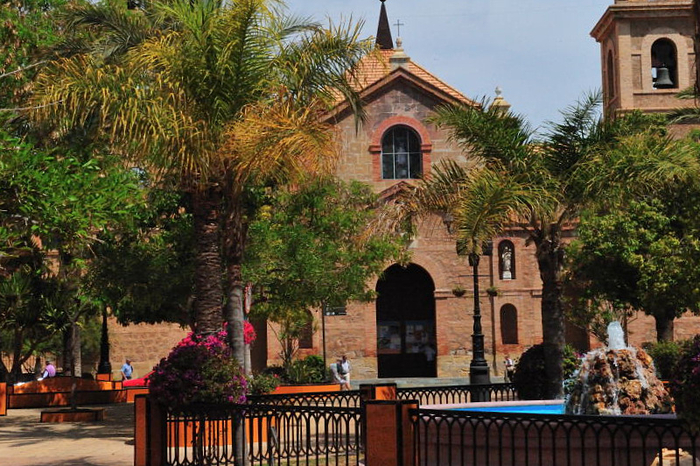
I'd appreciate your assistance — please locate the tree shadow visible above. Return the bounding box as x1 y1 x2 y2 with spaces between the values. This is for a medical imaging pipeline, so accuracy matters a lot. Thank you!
0 403 134 448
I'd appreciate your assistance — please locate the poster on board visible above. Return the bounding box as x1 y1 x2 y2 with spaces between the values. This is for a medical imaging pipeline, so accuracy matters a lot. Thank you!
377 321 401 354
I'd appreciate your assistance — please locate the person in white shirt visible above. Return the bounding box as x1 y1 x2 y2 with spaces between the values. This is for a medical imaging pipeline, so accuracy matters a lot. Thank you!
339 355 351 386
330 357 351 390
504 355 515 382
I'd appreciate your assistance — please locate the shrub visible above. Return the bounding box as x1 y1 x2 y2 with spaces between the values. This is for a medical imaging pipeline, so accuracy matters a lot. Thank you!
262 355 329 385
513 343 580 400
669 335 700 432
286 355 328 384
148 331 247 409
249 372 281 395
644 340 683 380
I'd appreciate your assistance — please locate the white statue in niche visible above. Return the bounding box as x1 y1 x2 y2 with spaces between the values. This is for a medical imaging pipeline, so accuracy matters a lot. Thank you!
502 246 513 280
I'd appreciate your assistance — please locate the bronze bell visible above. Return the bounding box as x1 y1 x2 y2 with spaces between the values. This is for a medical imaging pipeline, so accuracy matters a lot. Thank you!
654 66 674 89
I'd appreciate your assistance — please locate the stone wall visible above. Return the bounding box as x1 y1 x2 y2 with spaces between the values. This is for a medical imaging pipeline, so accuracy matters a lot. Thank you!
108 319 189 380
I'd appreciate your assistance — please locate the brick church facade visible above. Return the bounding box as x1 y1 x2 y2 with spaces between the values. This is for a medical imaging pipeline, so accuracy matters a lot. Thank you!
107 0 700 381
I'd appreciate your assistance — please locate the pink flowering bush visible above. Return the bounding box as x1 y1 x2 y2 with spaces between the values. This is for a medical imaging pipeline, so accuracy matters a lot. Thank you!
148 330 248 409
244 321 257 345
669 335 700 432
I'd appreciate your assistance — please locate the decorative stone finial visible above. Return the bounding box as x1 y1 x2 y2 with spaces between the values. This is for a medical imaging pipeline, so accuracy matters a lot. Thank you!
491 86 511 114
390 37 409 69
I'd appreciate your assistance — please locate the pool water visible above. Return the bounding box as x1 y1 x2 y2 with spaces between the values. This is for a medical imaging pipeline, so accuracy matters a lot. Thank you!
456 404 565 415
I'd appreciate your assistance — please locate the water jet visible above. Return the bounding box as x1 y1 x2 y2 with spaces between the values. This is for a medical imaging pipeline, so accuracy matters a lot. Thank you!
565 321 672 415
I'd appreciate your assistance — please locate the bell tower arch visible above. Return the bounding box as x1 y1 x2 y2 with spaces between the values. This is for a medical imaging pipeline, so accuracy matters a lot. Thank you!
591 0 697 118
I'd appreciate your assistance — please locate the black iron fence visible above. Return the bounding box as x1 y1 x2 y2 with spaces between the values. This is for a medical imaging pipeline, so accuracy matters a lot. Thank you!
397 383 517 406
245 383 517 409
141 384 700 466
248 389 362 408
411 407 700 466
159 402 363 466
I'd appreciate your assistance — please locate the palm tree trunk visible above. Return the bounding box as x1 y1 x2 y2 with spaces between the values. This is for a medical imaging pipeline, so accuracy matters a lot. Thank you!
222 196 248 466
224 272 246 367
535 225 566 399
192 187 224 336
222 199 247 366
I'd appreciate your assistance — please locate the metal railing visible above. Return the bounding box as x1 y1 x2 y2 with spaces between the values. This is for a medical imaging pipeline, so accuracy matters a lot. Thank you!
397 383 517 405
411 407 700 466
248 389 362 408
160 402 363 466
247 383 517 409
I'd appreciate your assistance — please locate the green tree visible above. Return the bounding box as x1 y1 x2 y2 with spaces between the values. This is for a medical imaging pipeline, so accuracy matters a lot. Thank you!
243 178 406 366
0 132 142 381
0 265 68 382
566 191 700 342
87 187 196 327
29 0 372 365
0 0 68 125
404 93 700 398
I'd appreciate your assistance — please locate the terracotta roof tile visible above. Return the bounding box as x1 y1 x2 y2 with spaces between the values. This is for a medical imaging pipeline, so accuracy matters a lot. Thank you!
335 49 475 107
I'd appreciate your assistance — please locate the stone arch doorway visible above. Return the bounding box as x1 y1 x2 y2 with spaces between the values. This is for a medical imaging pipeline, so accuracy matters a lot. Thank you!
376 263 437 378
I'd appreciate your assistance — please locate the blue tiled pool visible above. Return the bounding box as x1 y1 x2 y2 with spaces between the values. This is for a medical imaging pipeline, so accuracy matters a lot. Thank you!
455 404 565 415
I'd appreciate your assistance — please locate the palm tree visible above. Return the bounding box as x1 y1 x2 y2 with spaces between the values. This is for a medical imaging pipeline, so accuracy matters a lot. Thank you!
407 93 700 398
30 0 372 356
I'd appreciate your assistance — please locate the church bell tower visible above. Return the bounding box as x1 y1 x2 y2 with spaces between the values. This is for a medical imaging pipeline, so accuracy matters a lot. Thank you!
591 0 697 118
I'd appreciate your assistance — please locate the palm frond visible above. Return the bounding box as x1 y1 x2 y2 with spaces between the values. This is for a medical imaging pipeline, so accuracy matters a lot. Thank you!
580 130 700 205
407 159 479 216
674 86 697 100
31 53 216 183
429 100 537 174
61 0 159 62
668 106 700 124
272 15 373 122
454 169 552 254
220 92 338 187
542 90 603 178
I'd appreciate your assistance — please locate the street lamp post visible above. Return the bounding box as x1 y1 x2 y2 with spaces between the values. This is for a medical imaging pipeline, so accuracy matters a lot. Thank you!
445 215 492 397
97 308 112 377
468 251 491 392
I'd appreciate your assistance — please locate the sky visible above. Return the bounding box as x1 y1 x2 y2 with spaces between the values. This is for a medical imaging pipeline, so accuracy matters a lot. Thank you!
285 0 612 133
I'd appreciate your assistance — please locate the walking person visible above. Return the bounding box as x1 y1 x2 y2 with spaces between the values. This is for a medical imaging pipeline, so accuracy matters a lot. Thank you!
504 355 515 383
330 357 351 390
120 358 134 381
339 355 351 388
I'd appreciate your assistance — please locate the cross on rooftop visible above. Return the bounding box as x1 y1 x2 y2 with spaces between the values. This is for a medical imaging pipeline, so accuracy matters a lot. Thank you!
393 19 404 37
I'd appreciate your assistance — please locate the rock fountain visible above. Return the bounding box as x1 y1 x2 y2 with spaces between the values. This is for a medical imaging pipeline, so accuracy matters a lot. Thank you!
565 321 672 415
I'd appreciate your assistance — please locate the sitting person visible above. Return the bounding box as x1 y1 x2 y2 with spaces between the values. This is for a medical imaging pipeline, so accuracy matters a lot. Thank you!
41 360 56 379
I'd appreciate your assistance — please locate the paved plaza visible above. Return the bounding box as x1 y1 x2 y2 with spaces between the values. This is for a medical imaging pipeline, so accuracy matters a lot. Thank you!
0 403 134 466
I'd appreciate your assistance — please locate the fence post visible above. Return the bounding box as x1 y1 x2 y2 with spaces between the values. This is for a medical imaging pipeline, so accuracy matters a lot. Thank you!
0 383 6 416
147 397 166 466
134 395 148 466
364 399 417 466
360 383 397 402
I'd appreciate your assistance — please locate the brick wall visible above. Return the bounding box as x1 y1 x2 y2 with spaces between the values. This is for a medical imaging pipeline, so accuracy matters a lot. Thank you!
108 319 189 380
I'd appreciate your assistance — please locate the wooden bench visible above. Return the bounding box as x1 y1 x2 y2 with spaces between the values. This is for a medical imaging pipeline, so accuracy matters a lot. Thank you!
7 377 126 408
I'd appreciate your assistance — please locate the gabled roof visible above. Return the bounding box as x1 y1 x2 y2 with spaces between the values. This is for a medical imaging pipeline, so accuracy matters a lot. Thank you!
326 49 477 121
377 180 414 202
